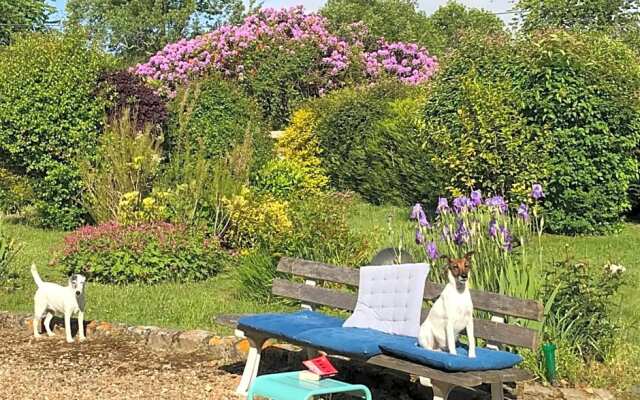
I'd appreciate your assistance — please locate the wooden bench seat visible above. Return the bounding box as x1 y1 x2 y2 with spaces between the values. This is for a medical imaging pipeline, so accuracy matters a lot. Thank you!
219 257 542 399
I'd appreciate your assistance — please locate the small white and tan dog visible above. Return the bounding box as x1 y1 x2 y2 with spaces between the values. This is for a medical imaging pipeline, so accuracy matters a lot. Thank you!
31 264 87 343
418 252 476 358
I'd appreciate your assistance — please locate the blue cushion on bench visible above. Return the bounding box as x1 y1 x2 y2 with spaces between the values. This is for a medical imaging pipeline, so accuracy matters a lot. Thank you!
237 310 344 338
293 327 409 358
379 340 523 372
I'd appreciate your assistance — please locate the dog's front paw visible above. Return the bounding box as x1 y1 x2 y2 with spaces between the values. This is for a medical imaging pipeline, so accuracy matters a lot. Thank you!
469 351 476 358
47 332 55 337
66 338 74 344
79 336 87 342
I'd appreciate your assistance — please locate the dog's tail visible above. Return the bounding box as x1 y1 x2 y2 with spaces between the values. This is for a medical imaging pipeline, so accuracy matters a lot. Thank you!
31 264 43 288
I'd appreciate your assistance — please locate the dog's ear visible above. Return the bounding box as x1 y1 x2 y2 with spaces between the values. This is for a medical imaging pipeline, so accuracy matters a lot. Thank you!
439 254 452 266
464 251 474 260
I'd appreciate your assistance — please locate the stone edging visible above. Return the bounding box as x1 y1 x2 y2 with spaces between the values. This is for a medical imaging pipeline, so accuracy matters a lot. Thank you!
0 311 251 362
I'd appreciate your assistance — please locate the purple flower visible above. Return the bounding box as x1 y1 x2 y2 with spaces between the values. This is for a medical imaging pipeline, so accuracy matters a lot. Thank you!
453 196 471 214
436 197 449 214
500 226 513 252
418 210 430 228
426 241 438 260
488 219 498 238
453 220 469 246
531 184 544 200
485 195 508 214
517 203 530 221
410 203 423 220
415 229 425 245
470 190 482 207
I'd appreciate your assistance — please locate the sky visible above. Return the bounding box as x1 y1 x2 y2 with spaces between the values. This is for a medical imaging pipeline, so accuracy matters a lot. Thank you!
47 0 518 22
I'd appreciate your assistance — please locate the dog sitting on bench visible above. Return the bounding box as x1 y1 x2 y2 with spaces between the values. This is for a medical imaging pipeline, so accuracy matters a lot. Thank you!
31 264 87 343
418 252 476 358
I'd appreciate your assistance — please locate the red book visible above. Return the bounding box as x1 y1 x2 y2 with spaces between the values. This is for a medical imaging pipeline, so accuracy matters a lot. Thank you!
302 355 338 378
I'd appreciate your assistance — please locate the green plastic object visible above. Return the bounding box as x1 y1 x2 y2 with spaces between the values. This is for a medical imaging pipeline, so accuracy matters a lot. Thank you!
543 343 557 384
247 371 372 400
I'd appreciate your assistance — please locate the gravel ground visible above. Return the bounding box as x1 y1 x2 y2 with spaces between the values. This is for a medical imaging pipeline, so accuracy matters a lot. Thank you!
0 325 241 400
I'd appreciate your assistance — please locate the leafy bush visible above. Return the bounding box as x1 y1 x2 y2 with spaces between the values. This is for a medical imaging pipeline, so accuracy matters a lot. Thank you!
253 158 326 199
133 7 438 127
80 110 163 224
170 78 272 173
540 259 625 363
0 168 34 215
277 108 330 190
520 31 640 234
0 32 112 229
223 187 293 250
423 31 640 234
98 70 168 131
300 81 435 205
59 222 228 284
232 191 370 300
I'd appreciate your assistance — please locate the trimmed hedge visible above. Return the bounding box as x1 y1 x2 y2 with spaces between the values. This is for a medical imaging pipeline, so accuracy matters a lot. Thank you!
423 30 640 234
293 81 436 205
0 32 112 229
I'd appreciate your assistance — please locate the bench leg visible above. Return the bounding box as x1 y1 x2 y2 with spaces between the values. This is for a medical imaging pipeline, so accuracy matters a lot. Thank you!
430 380 454 400
235 332 268 397
490 382 504 400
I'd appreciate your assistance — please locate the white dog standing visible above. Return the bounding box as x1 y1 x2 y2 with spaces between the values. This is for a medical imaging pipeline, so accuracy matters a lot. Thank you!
418 252 476 358
31 264 87 343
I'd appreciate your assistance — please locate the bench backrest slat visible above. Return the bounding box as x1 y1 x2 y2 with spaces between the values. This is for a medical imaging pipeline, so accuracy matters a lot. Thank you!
277 257 543 321
272 279 539 349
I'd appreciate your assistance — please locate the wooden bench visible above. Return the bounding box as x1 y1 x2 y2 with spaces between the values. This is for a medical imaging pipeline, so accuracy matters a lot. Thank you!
220 257 542 400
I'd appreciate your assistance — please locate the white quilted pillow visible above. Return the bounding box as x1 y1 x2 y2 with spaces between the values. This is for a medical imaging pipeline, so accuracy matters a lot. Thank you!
343 263 429 338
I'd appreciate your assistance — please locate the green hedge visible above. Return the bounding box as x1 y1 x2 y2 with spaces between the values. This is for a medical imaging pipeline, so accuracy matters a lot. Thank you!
305 81 437 205
0 32 112 229
423 31 640 234
170 77 272 176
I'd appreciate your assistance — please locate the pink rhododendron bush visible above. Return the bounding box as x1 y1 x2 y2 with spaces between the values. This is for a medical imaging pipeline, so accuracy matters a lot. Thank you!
132 6 437 126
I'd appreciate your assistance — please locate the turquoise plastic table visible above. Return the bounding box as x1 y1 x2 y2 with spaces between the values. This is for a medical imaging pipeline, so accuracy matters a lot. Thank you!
247 371 372 400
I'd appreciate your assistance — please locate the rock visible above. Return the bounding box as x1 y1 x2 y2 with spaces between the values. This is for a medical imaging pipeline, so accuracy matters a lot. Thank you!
592 388 614 400
628 385 640 398
523 383 560 400
147 329 178 351
175 330 212 353
560 388 593 400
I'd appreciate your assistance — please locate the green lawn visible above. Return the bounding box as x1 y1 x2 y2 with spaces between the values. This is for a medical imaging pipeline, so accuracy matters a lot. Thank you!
1 205 639 337
0 222 288 334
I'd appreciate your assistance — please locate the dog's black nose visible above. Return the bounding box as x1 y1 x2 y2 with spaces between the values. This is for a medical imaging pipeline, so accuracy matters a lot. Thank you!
460 273 468 279
75 291 81 296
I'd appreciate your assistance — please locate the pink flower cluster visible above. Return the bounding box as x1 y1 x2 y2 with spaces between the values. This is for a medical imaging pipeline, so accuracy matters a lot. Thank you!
363 41 438 85
132 6 438 97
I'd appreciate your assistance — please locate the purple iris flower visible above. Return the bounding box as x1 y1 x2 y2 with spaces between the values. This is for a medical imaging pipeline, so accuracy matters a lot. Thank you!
531 184 544 200
500 226 513 252
485 195 508 214
453 196 471 214
517 203 530 221
436 197 449 214
488 219 498 238
470 190 482 207
418 210 430 227
415 228 425 245
410 203 423 220
426 241 438 260
453 220 469 246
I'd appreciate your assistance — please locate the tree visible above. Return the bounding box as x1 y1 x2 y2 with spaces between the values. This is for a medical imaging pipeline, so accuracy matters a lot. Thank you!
0 0 53 45
320 0 505 56
428 1 505 53
66 0 246 61
320 0 432 49
516 0 640 33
